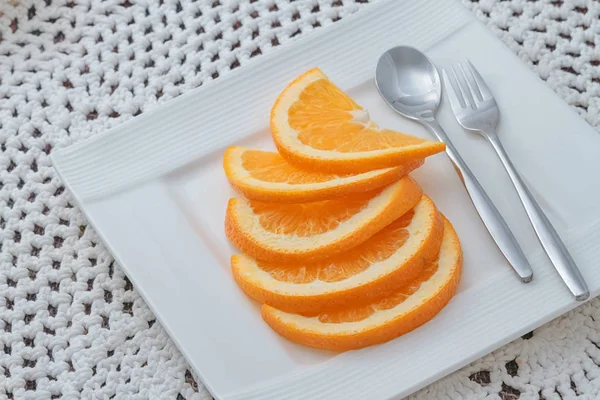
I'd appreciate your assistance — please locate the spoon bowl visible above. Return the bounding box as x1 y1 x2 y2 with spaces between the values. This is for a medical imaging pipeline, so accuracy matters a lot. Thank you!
375 46 441 121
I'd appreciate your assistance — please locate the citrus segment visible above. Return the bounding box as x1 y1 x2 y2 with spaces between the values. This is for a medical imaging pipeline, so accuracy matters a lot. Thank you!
223 146 423 203
271 68 446 173
231 196 444 313
225 177 423 263
262 217 462 351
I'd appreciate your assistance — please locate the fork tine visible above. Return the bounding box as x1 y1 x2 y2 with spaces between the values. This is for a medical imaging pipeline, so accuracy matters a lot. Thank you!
451 65 475 109
459 62 483 102
442 68 466 111
466 60 493 101
455 63 479 108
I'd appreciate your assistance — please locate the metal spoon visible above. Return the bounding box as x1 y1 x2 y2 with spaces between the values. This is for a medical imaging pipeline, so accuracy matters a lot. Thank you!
375 46 533 283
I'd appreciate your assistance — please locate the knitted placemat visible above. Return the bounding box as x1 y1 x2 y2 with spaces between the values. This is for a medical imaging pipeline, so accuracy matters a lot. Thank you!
1 1 599 399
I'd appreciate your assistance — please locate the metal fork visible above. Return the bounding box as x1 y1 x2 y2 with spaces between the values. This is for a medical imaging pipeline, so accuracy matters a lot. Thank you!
443 61 589 301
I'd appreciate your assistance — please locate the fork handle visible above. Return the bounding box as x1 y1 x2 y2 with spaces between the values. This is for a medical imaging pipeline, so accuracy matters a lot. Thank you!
485 133 589 300
422 119 533 282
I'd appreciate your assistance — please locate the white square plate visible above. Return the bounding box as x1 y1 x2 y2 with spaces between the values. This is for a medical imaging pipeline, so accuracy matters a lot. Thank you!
51 0 600 399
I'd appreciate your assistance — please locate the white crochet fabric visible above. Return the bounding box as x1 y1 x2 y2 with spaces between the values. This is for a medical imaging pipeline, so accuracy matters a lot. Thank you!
1 0 600 399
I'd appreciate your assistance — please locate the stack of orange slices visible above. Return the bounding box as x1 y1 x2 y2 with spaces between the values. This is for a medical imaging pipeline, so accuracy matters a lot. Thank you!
223 68 462 351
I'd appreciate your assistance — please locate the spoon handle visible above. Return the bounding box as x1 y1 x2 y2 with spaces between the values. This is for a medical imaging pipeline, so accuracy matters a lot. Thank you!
485 133 588 300
423 118 533 283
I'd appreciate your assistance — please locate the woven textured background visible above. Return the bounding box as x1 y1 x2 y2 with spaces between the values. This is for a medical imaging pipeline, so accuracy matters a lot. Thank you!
1 0 600 399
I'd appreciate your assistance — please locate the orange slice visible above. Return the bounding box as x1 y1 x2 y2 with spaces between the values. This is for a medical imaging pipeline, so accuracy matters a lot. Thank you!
232 196 443 313
270 68 446 173
225 177 422 263
262 217 462 351
223 146 423 203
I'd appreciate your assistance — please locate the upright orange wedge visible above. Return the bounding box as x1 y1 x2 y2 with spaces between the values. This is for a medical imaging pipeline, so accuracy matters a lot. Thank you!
232 196 443 313
223 146 423 203
262 217 462 351
225 177 422 263
270 68 446 173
